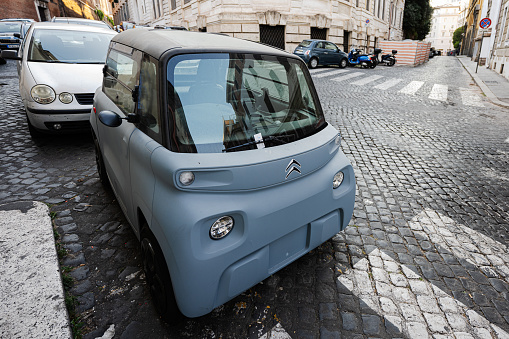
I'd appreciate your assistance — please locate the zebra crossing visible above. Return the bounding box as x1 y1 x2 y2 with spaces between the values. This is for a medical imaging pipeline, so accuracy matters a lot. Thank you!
309 68 485 107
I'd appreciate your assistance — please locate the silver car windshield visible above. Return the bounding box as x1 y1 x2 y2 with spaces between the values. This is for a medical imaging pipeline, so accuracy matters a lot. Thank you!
167 53 326 153
0 22 22 33
28 29 113 64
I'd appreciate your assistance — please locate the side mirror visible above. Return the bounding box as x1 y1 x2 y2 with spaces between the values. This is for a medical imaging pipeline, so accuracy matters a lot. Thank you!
98 110 123 127
102 64 108 77
1 50 21 60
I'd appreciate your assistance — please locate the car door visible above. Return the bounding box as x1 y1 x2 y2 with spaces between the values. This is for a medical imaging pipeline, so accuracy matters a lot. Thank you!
313 41 328 65
97 44 142 225
128 53 163 234
324 42 340 64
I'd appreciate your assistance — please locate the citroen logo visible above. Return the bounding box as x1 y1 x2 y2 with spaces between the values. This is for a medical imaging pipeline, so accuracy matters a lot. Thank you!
285 159 301 179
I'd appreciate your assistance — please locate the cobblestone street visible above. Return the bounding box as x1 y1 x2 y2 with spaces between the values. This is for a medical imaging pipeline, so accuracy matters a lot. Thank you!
1 55 509 338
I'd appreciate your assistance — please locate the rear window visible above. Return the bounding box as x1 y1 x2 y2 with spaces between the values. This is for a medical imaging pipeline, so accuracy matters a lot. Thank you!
297 40 312 48
167 53 326 153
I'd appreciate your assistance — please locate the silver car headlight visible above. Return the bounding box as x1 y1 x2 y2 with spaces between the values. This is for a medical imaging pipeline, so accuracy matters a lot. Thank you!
31 85 56 104
59 92 73 104
333 171 344 189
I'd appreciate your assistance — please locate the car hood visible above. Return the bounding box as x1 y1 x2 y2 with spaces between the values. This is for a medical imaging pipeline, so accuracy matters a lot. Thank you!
27 62 104 93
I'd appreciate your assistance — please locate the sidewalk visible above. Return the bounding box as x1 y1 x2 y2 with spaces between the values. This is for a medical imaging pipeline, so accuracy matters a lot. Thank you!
0 201 71 339
457 55 509 108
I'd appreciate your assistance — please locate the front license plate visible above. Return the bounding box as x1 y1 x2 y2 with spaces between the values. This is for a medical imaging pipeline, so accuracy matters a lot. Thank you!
6 45 19 49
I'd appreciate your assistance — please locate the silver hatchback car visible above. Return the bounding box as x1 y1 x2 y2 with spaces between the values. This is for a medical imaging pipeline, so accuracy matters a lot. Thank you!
1 22 116 137
91 28 355 320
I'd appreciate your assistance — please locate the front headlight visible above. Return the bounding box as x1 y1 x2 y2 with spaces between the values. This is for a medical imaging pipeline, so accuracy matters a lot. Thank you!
31 85 55 104
333 171 344 189
59 92 73 104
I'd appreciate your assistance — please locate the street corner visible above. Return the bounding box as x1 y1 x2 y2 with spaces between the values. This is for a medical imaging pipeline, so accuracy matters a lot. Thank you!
0 201 71 339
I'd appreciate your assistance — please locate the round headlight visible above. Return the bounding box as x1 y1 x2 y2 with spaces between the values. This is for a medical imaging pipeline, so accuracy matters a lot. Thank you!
179 171 195 186
59 92 73 104
210 216 234 240
31 85 56 104
333 171 344 189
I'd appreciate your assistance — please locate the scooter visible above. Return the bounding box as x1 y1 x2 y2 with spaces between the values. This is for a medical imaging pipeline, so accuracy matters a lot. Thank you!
373 48 397 66
348 48 377 68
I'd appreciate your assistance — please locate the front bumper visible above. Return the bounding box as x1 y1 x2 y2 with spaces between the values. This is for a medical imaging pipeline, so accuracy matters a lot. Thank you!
26 107 92 132
152 149 355 318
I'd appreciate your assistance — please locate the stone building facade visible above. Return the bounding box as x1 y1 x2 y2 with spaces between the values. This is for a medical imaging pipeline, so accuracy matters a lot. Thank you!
425 2 464 53
111 0 405 53
490 0 509 79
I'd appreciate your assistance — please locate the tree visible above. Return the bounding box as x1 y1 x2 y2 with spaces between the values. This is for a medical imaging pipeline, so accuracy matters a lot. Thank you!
452 25 465 49
402 0 433 40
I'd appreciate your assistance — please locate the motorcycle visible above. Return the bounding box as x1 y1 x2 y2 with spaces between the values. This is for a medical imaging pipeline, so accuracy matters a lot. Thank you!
347 48 377 68
373 48 397 66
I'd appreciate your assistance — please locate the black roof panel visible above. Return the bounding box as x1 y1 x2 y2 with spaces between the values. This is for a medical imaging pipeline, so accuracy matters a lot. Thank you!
111 28 293 60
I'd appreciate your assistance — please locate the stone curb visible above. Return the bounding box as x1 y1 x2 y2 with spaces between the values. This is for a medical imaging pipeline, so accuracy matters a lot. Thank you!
0 201 72 339
457 56 509 109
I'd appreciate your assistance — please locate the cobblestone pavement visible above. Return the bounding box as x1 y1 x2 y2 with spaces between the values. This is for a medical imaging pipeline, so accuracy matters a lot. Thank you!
1 55 508 338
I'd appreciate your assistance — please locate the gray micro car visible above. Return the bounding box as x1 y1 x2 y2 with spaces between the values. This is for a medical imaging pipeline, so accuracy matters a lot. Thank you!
91 28 355 319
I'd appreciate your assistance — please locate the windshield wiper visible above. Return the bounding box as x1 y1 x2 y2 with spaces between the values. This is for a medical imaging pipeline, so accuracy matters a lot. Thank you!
223 134 294 152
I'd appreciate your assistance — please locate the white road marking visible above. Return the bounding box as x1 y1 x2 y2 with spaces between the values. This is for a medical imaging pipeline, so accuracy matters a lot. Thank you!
428 84 448 101
459 87 484 107
399 81 425 95
331 72 364 82
259 323 292 339
506 137 509 143
373 78 403 90
336 209 509 339
309 68 335 74
313 69 350 78
350 74 384 86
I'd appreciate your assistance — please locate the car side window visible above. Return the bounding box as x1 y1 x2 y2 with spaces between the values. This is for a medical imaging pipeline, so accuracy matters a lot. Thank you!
103 46 140 115
325 43 338 52
316 42 324 49
137 54 161 142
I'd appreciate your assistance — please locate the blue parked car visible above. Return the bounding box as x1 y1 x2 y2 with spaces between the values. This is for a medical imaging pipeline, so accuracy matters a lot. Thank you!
294 39 349 69
91 28 356 320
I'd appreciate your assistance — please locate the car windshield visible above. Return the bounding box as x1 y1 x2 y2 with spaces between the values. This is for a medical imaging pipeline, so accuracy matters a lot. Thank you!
28 29 114 63
298 41 312 48
167 53 326 153
0 22 22 33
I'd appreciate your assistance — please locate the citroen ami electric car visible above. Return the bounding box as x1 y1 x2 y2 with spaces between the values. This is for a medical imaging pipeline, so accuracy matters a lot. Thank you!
91 28 355 320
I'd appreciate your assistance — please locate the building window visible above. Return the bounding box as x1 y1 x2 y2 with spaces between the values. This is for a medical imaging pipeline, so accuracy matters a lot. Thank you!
311 27 327 40
171 0 177 10
259 25 285 50
366 0 370 11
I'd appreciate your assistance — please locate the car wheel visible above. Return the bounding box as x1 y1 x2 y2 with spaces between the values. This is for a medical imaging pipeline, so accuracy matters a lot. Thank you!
141 226 182 323
26 115 44 138
0 57 6 65
308 57 319 69
93 136 110 189
339 58 348 68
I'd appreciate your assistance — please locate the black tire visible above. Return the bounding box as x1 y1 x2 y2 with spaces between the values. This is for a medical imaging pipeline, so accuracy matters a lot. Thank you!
339 58 348 68
93 136 110 189
141 226 182 324
26 115 45 139
388 59 395 66
369 62 376 69
361 62 369 69
308 57 319 69
0 57 6 65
